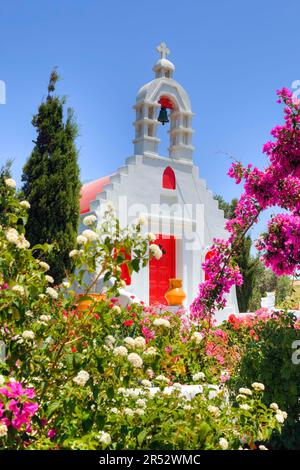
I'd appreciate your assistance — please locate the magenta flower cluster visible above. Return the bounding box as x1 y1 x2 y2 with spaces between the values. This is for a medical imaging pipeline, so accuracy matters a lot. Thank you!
0 380 39 433
191 239 243 320
191 88 300 320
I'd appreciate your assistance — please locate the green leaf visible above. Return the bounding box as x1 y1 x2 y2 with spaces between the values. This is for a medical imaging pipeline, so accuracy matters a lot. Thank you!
137 429 148 446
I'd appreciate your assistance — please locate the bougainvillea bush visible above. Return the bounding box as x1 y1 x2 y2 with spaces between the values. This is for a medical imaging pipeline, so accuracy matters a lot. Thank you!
191 88 300 322
0 181 284 450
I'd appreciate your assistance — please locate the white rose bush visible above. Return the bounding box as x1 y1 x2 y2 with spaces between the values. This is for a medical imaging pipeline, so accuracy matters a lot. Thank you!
0 178 285 450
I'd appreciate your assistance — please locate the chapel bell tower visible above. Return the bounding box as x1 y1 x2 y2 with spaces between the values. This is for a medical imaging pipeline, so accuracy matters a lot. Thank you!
133 43 195 162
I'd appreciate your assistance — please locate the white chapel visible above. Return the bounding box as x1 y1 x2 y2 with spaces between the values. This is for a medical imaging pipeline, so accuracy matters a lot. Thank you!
80 43 238 317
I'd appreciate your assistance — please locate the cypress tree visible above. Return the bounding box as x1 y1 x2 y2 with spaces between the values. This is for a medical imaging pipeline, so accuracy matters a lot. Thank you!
22 70 81 283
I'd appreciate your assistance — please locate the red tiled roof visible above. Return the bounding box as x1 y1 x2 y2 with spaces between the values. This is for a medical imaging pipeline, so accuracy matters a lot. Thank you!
80 176 111 214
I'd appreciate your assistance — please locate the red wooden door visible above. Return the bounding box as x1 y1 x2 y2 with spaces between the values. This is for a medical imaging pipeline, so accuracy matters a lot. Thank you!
149 235 176 305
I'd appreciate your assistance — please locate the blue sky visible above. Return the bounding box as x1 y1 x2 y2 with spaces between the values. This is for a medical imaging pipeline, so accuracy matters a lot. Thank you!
0 0 299 241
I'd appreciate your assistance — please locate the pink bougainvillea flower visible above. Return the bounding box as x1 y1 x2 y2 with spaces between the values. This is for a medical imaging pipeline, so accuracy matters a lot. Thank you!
47 429 57 439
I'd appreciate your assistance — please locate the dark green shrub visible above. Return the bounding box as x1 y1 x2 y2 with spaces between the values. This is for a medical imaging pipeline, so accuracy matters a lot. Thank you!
230 311 300 449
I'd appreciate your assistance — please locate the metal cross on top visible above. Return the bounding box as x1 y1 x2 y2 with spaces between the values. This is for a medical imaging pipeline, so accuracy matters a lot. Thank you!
156 42 170 59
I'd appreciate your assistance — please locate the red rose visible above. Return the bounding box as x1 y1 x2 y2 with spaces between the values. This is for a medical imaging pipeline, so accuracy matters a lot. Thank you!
123 319 134 327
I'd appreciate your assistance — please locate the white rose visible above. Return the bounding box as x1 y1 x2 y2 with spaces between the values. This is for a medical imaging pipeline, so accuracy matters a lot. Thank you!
240 404 251 411
153 318 170 328
136 398 146 408
192 372 205 382
62 281 70 289
259 445 268 450
37 261 50 271
128 389 142 398
46 287 58 300
113 346 128 357
76 235 87 245
82 229 99 242
207 405 220 417
110 408 118 414
73 370 90 387
69 249 80 258
135 408 145 416
39 315 51 323
105 335 115 346
0 375 5 385
145 232 156 242
25 310 34 317
5 178 16 188
173 383 182 391
16 234 30 249
236 394 247 401
0 423 8 437
275 413 285 424
22 330 35 341
127 352 143 368
219 437 229 450
141 379 152 388
45 275 54 284
239 388 252 396
20 200 30 209
252 382 265 391
124 337 136 349
83 215 97 226
12 285 25 296
276 409 287 420
5 228 19 244
191 331 204 344
270 403 279 411
124 408 134 416
98 431 111 446
149 244 163 260
137 215 147 226
134 336 146 349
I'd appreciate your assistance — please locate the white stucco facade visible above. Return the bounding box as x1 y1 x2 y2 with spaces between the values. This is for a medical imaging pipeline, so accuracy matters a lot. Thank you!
80 43 239 319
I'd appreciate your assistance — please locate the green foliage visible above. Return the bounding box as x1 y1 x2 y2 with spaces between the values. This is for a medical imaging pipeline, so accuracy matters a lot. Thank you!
22 69 81 283
248 261 292 310
230 311 300 449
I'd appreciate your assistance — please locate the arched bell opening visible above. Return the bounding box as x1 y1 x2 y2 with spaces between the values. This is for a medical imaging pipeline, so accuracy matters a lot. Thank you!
156 95 177 158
